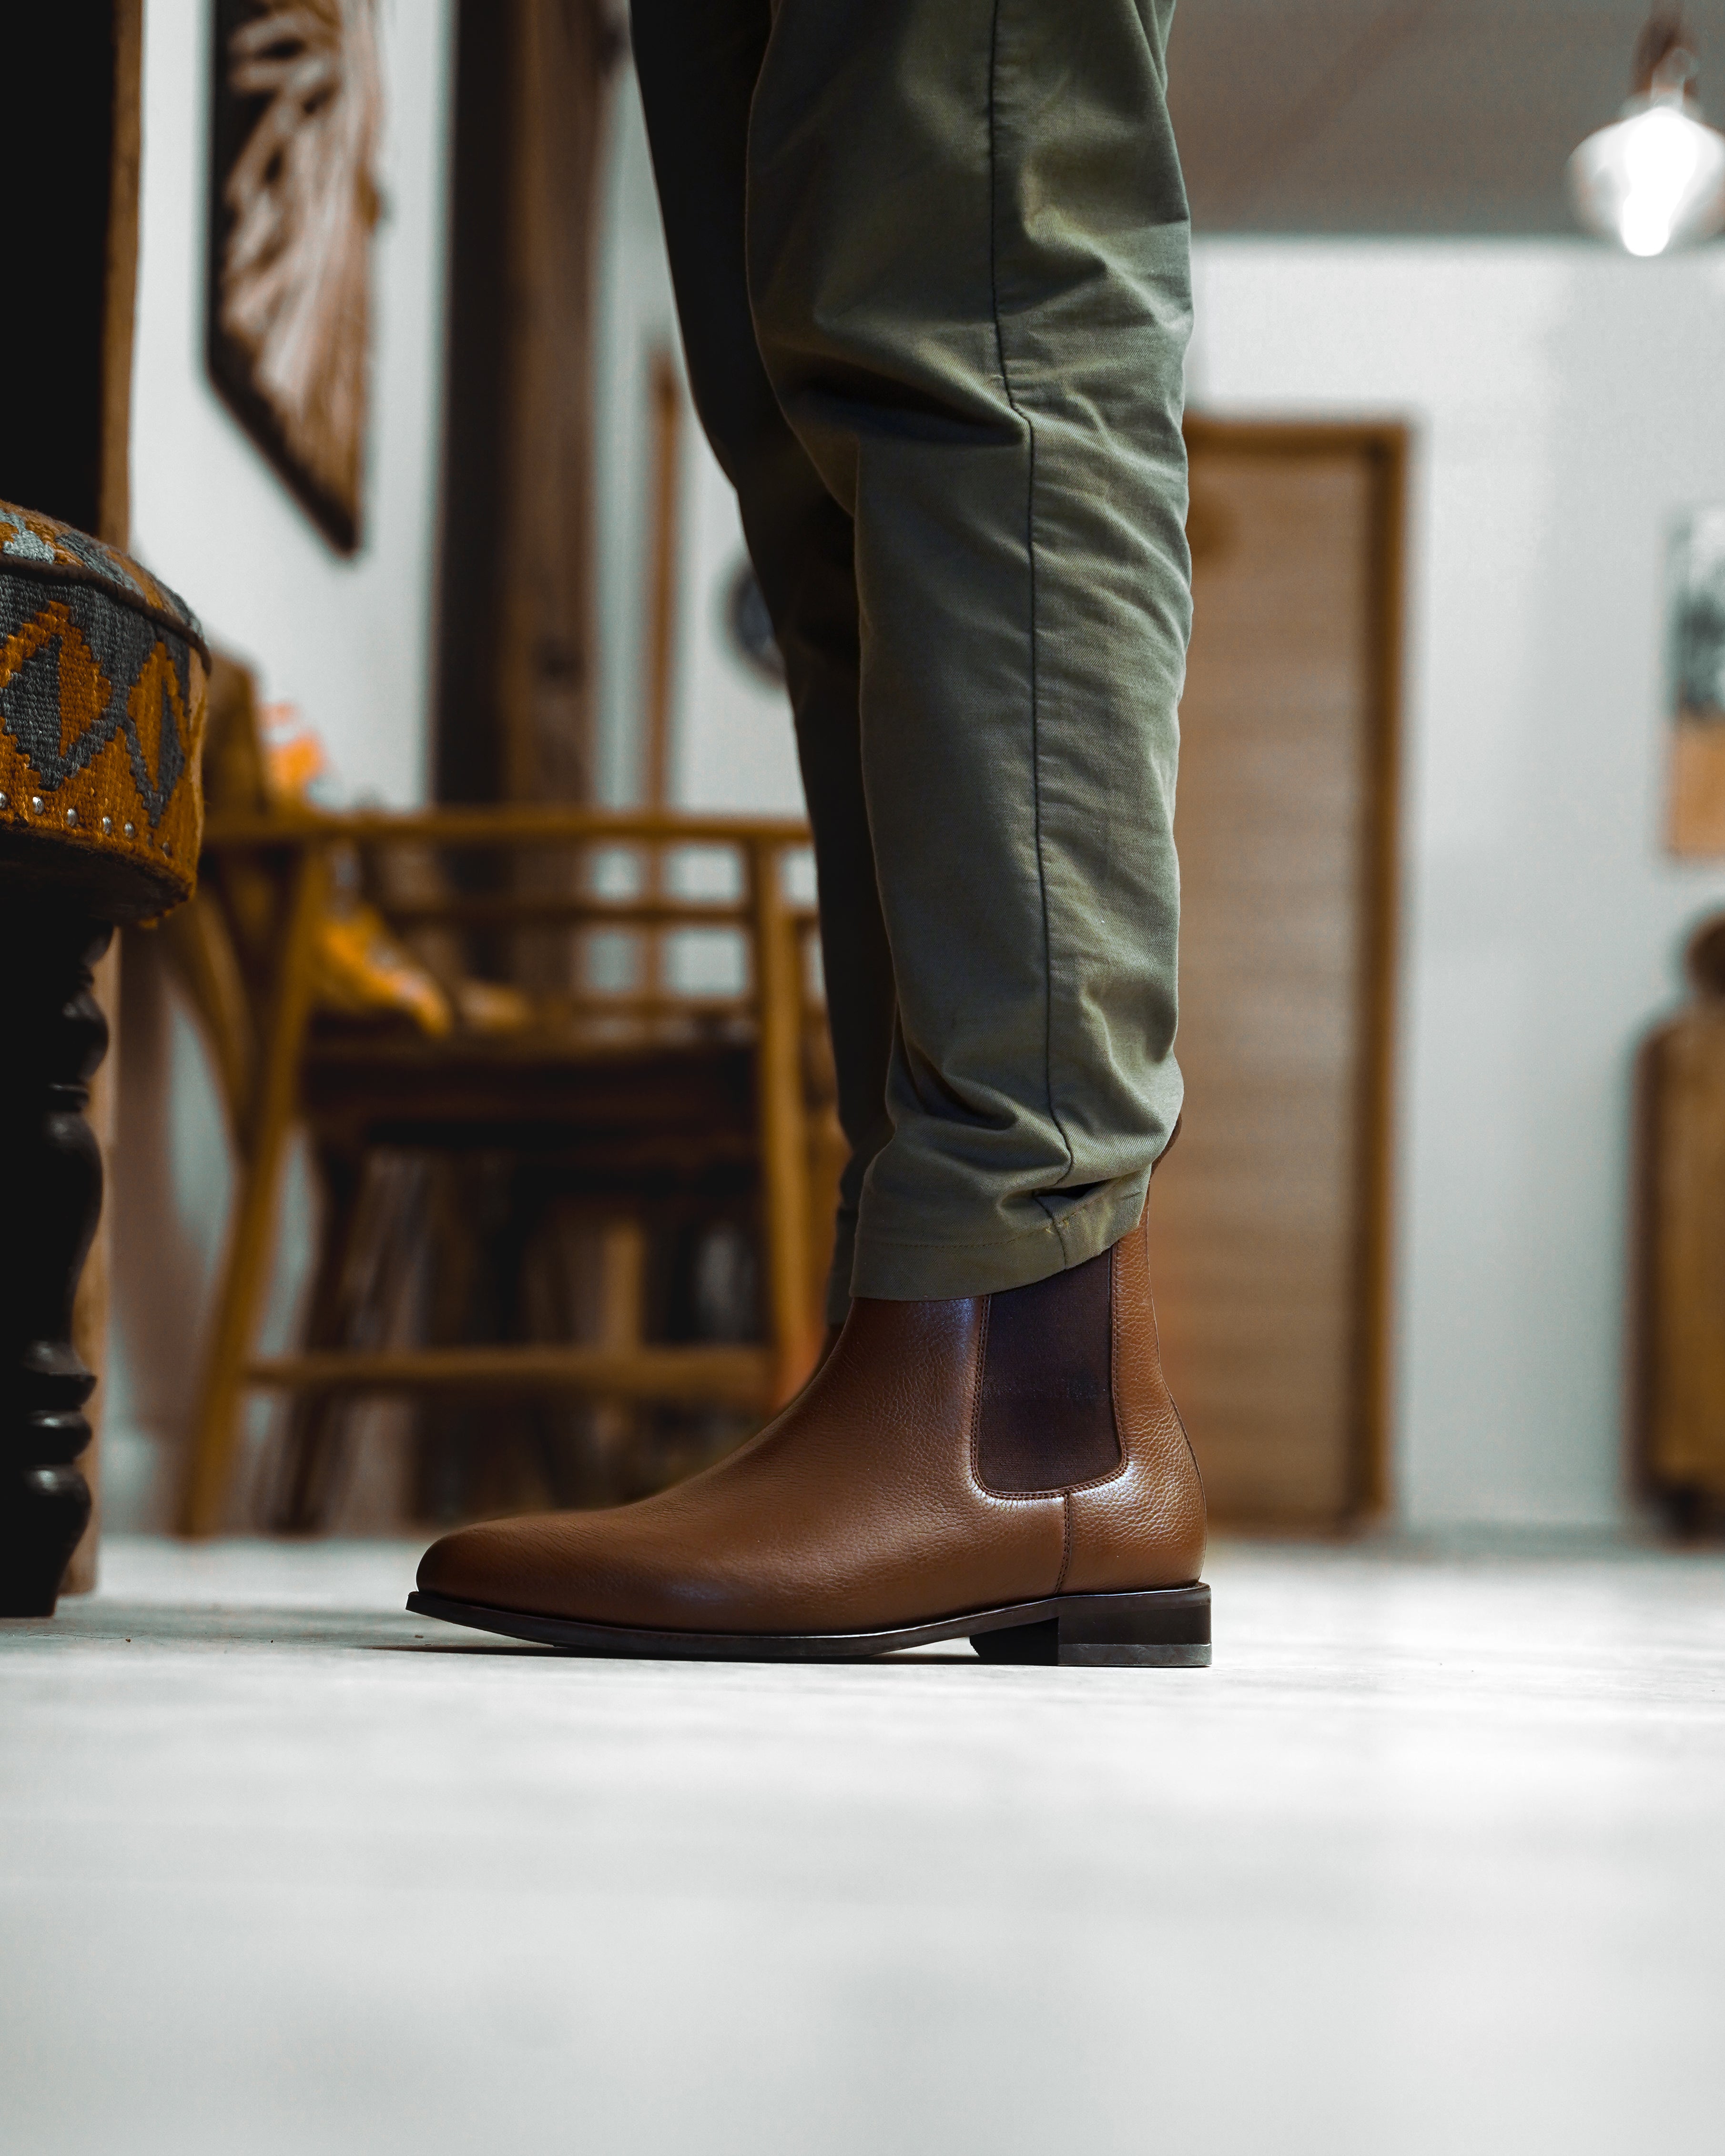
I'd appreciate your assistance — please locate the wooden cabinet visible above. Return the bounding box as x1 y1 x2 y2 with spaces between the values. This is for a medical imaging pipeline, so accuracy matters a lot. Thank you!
1637 920 1725 1522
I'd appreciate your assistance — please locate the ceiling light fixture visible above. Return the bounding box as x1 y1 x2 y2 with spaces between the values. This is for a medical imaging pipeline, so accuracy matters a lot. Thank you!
1569 10 1725 256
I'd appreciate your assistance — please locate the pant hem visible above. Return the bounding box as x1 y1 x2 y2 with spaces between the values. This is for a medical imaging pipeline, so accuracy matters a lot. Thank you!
848 1173 1151 1302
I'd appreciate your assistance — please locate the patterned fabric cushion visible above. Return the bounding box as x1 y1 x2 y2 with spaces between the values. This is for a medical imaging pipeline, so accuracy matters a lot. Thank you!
0 499 209 919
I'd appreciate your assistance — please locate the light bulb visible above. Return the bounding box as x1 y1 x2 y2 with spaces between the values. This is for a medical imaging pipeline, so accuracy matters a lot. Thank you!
1570 63 1725 256
1620 105 1702 251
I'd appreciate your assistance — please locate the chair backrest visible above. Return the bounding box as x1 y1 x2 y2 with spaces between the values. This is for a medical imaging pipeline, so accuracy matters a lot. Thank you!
170 657 829 1180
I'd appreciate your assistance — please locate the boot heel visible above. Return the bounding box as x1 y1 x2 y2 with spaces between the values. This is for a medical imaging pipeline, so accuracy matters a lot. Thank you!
1055 1584 1211 1668
969 1585 1211 1667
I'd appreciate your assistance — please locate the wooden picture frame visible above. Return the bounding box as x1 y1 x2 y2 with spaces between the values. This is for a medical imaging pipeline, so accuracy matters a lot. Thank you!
1666 509 1725 856
205 0 382 554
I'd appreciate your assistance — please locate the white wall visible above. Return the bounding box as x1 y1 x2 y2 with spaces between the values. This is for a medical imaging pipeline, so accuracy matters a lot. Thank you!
658 222 1725 1531
592 72 802 820
131 0 454 804
104 0 457 1530
105 46 791 1530
113 37 1717 1537
1192 240 1725 1529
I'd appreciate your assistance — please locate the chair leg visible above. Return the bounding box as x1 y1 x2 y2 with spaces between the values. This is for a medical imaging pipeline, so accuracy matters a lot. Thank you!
592 1213 647 1485
179 1113 293 1536
179 850 325 1536
271 1145 367 1533
411 1156 519 1522
805 1082 848 1339
751 842 818 1405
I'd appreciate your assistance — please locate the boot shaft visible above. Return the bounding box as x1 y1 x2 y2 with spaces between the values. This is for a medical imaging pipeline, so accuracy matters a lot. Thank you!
967 1210 1206 1593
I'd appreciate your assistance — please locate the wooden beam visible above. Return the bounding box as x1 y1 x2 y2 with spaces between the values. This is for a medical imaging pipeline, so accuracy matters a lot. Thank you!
244 1343 773 1407
99 0 143 549
642 349 683 817
375 894 752 928
202 807 812 848
750 841 818 1405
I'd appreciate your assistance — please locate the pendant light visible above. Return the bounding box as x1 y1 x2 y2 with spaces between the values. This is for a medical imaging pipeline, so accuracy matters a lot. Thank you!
1569 11 1725 256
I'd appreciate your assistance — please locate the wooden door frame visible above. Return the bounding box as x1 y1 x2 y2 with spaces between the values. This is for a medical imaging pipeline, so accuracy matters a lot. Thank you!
1183 415 1409 1520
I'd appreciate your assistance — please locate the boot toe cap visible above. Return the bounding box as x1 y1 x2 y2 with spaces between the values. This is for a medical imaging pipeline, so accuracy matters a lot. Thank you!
416 1510 688 1625
416 1519 548 1611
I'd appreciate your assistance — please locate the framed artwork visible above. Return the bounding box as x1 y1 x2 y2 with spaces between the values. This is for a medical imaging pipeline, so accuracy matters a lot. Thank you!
1667 509 1725 855
206 0 381 553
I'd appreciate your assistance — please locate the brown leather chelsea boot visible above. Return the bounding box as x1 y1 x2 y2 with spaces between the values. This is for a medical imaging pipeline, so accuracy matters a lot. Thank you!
409 1194 1208 1666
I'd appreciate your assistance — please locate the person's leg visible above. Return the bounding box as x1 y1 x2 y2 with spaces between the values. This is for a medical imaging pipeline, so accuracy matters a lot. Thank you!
413 0 1207 1663
630 0 896 1325
747 0 1191 1297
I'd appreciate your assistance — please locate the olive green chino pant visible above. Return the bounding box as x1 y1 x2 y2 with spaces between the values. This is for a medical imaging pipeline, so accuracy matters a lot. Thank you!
631 0 1193 1320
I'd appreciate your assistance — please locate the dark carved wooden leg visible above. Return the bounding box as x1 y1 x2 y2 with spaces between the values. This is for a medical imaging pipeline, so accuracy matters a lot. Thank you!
0 912 111 1617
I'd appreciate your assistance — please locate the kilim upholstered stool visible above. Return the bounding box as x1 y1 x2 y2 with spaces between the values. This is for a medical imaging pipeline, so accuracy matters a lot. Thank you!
0 499 207 1615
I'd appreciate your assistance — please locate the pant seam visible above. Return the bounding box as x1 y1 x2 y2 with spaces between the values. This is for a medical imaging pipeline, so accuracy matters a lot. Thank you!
987 0 1076 1202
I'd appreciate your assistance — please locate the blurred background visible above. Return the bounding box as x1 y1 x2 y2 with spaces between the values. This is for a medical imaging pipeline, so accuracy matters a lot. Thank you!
53 0 1725 1550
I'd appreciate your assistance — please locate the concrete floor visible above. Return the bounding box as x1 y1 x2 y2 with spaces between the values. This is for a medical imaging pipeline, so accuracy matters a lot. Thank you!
3 1537 1724 2156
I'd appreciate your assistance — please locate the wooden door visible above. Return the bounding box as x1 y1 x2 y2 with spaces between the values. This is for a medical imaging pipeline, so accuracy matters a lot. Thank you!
1151 421 1405 1526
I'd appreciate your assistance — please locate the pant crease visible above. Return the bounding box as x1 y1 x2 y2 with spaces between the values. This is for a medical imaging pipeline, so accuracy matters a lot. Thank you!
987 0 1075 1196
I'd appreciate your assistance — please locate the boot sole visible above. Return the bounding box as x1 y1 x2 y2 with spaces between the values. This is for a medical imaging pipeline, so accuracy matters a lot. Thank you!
405 1583 1211 1667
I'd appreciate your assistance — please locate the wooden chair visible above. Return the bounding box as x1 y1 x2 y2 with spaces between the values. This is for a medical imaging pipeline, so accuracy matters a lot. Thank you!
169 738 835 1537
